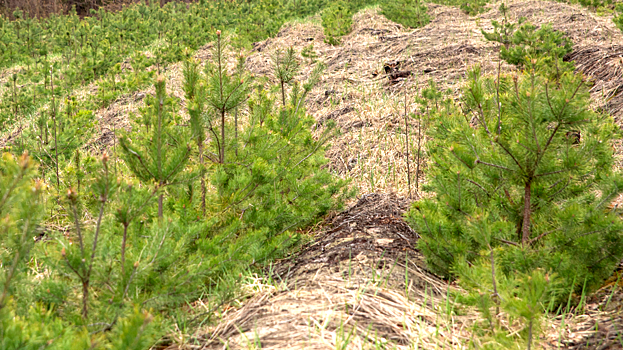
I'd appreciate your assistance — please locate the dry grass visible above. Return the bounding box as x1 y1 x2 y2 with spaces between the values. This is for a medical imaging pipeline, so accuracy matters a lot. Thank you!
2 1 623 348
167 194 471 350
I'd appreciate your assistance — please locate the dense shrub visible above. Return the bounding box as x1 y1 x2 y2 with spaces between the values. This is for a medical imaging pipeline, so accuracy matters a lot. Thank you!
483 8 573 79
321 0 352 45
408 65 623 298
381 0 430 29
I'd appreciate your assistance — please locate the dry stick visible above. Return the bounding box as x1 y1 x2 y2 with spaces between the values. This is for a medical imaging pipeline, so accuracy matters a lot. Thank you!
404 90 411 199
416 110 422 195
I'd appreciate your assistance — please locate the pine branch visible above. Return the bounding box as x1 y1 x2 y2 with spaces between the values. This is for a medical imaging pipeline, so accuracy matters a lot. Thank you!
495 138 525 172
475 159 513 171
528 228 562 245
466 178 490 195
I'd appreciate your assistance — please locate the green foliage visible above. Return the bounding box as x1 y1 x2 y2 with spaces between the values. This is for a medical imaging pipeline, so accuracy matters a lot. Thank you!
0 1 356 347
272 46 301 106
0 0 365 133
578 0 614 10
204 33 251 164
0 301 89 350
185 46 353 278
322 1 353 45
120 76 191 217
455 256 559 349
407 67 623 299
201 66 353 276
381 0 430 29
0 152 43 309
301 43 318 64
615 3 623 32
483 10 573 79
107 307 158 350
431 0 488 15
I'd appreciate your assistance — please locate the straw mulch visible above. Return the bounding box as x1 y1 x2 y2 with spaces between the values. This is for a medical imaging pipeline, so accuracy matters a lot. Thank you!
543 268 623 349
567 46 623 122
245 4 508 196
242 0 623 197
168 193 469 350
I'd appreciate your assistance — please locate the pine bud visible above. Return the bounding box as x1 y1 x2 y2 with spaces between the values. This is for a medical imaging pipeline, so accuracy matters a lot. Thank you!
216 30 221 36
67 188 78 203
134 261 139 268
19 152 30 170
61 247 66 257
102 152 109 165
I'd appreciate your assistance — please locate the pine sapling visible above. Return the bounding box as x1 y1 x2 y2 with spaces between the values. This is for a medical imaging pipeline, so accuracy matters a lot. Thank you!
0 152 44 310
204 30 249 164
114 182 156 279
120 76 191 218
183 58 207 215
409 66 623 296
63 153 112 320
272 47 300 107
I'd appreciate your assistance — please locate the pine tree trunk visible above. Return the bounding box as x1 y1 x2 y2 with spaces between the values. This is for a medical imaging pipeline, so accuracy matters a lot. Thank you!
199 142 206 216
220 109 225 164
121 223 128 277
158 193 163 218
522 181 532 245
281 81 286 107
82 280 89 320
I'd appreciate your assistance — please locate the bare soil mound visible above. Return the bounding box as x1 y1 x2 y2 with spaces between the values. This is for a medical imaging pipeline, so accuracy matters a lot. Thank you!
168 193 467 349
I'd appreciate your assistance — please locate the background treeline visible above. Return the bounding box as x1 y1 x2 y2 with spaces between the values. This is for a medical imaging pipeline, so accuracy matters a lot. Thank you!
0 0 187 18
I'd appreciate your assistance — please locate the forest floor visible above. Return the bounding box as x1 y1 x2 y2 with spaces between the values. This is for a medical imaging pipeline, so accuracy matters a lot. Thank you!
77 0 623 348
